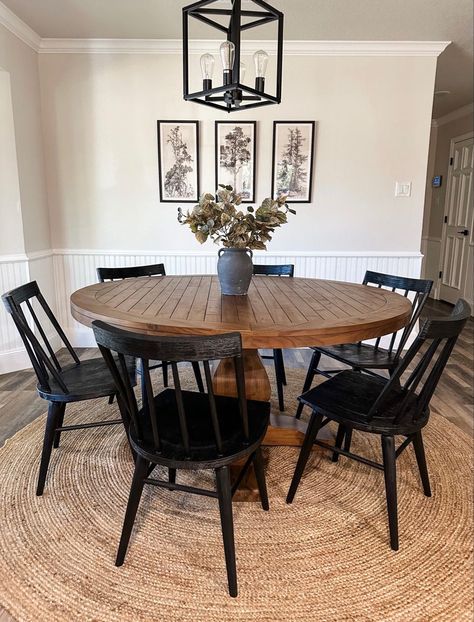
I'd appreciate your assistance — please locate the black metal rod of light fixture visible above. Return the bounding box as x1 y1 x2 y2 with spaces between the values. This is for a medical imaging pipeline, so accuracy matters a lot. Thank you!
255 76 265 92
251 0 283 18
192 8 274 18
183 0 216 12
276 12 284 101
190 12 228 33
229 0 241 84
182 9 189 99
241 16 276 30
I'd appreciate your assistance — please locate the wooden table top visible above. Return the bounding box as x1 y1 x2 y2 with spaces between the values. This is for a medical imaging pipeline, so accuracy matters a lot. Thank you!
71 275 412 349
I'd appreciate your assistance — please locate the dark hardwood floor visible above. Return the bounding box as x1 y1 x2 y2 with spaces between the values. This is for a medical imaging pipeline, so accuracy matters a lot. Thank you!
0 299 472 447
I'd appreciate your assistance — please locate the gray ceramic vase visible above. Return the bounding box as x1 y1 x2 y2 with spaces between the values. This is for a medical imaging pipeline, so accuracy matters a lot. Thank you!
217 248 253 295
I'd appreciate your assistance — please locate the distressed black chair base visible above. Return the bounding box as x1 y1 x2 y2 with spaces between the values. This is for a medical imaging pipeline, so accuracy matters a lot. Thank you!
253 264 294 411
96 263 205 395
287 300 470 551
295 271 433 419
93 322 270 597
2 281 136 496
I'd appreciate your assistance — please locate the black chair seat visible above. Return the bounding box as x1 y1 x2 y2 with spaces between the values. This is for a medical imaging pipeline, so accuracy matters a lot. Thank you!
132 389 270 464
314 343 398 370
299 370 426 436
38 356 136 402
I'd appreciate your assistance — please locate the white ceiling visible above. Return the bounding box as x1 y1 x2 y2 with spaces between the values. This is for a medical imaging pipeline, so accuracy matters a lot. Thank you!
2 0 473 117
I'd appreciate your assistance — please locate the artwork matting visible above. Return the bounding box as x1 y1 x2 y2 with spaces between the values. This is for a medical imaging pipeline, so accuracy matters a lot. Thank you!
157 120 200 203
215 121 257 203
271 121 315 203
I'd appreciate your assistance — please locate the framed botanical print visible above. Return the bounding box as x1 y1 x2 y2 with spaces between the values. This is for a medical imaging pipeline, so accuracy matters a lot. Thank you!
271 121 316 203
157 120 199 203
215 121 256 202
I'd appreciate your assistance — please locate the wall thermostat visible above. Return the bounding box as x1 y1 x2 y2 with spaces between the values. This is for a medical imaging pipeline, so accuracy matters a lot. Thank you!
432 175 442 187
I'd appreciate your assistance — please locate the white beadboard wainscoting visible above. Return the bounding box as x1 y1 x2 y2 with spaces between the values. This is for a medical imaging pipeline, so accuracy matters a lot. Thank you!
0 249 423 372
0 254 30 372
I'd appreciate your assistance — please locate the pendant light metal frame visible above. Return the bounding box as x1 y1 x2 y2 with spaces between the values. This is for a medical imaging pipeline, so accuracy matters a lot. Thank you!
182 0 284 113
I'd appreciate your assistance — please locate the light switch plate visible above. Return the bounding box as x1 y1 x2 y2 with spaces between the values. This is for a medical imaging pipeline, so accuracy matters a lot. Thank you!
395 181 412 197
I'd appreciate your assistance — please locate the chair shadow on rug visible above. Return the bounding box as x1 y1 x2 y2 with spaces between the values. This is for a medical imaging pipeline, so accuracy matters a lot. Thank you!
287 299 471 551
93 321 271 597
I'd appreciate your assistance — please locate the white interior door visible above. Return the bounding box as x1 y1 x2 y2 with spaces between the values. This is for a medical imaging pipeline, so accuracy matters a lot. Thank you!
439 134 474 306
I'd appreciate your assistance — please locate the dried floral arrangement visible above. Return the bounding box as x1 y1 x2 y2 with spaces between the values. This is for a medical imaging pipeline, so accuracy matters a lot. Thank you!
177 185 295 250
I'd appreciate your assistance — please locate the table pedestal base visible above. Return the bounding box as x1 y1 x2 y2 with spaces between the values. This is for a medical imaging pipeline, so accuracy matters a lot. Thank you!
213 349 333 501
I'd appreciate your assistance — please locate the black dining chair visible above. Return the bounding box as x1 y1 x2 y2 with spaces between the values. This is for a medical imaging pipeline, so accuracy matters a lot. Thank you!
96 263 204 394
295 271 433 421
287 299 470 551
1 281 136 496
92 321 270 597
252 264 295 411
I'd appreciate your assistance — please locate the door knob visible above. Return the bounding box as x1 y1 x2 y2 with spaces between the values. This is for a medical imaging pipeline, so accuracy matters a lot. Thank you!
457 229 469 236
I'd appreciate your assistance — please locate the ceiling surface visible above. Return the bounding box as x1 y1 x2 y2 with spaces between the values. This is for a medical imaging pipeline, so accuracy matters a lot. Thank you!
2 0 473 117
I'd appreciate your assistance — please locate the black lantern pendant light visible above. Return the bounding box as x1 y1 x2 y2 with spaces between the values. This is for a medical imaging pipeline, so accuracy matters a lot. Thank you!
182 0 284 112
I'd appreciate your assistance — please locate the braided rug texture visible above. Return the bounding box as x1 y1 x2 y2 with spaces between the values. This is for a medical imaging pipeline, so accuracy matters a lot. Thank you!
0 368 472 622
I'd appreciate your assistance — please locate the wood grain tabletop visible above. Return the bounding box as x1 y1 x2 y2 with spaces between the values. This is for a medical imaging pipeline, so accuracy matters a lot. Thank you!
71 275 413 349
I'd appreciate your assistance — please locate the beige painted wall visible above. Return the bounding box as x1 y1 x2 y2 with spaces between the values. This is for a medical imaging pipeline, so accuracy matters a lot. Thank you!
0 23 51 254
0 70 24 255
39 53 436 254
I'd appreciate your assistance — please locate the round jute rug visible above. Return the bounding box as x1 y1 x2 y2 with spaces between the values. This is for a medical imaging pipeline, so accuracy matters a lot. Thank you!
0 368 472 622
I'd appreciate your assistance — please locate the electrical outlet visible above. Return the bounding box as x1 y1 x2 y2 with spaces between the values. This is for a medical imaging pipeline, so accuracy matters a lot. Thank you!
395 181 412 197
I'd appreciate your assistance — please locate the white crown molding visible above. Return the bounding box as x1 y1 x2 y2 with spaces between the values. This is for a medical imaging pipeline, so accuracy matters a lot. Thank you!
38 38 451 56
0 0 40 51
433 102 474 127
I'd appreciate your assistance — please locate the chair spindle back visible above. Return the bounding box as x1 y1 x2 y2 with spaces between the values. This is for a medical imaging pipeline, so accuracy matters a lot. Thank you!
2 281 79 393
92 321 248 457
362 271 433 357
367 298 470 424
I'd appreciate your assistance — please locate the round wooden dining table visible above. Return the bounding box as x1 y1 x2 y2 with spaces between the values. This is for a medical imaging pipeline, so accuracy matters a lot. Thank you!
71 274 412 447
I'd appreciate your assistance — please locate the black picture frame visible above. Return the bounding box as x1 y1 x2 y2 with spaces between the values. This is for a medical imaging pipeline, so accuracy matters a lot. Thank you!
215 121 257 203
271 121 316 203
157 120 200 203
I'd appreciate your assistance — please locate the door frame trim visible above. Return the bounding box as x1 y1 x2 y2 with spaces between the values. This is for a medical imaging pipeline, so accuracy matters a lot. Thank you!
437 131 474 301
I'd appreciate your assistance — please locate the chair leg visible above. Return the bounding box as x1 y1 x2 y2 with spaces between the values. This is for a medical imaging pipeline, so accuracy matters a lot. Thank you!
412 431 431 497
215 466 238 597
168 468 176 484
273 350 285 412
116 455 150 566
343 428 353 453
295 350 321 419
252 448 269 511
37 402 64 495
192 361 205 393
286 411 324 503
162 361 169 387
332 423 346 462
275 349 287 385
108 394 115 405
53 402 66 449
381 435 399 551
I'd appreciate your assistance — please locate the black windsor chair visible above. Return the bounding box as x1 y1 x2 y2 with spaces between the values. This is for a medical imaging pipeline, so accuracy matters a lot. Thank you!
93 321 271 597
